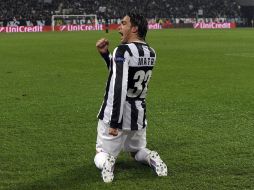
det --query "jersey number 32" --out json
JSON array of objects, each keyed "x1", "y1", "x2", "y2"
[{"x1": 127, "y1": 70, "x2": 152, "y2": 98}]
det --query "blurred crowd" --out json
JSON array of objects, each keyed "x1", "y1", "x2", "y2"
[{"x1": 0, "y1": 0, "x2": 241, "y2": 26}]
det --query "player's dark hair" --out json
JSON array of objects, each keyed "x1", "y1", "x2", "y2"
[{"x1": 127, "y1": 11, "x2": 148, "y2": 41}]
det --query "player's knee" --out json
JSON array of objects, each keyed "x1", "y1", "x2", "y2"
[
  {"x1": 134, "y1": 148, "x2": 151, "y2": 163},
  {"x1": 94, "y1": 152, "x2": 108, "y2": 170}
]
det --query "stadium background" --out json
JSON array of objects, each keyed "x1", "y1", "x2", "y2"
[
  {"x1": 0, "y1": 0, "x2": 254, "y2": 190},
  {"x1": 0, "y1": 0, "x2": 254, "y2": 28}
]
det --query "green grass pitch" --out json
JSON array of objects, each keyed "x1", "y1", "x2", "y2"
[{"x1": 0, "y1": 29, "x2": 254, "y2": 190}]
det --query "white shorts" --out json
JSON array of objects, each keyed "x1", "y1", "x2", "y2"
[{"x1": 96, "y1": 120, "x2": 147, "y2": 157}]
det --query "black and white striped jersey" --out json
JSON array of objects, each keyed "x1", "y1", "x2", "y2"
[{"x1": 98, "y1": 42, "x2": 156, "y2": 131}]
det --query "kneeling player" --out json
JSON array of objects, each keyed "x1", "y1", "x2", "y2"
[{"x1": 94, "y1": 11, "x2": 167, "y2": 183}]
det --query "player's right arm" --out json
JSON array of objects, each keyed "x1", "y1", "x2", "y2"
[{"x1": 96, "y1": 38, "x2": 112, "y2": 69}]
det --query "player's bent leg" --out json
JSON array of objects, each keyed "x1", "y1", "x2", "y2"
[
  {"x1": 134, "y1": 148, "x2": 168, "y2": 176},
  {"x1": 94, "y1": 152, "x2": 116, "y2": 183},
  {"x1": 94, "y1": 120, "x2": 123, "y2": 182}
]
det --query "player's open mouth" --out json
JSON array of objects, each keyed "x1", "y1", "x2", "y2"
[{"x1": 119, "y1": 32, "x2": 123, "y2": 40}]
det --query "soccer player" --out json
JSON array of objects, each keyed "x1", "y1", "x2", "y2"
[{"x1": 94, "y1": 11, "x2": 167, "y2": 183}]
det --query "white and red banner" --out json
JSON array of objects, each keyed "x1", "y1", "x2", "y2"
[
  {"x1": 0, "y1": 23, "x2": 165, "y2": 33},
  {"x1": 0, "y1": 26, "x2": 43, "y2": 33},
  {"x1": 56, "y1": 24, "x2": 103, "y2": 32},
  {"x1": 0, "y1": 25, "x2": 103, "y2": 33},
  {"x1": 194, "y1": 22, "x2": 236, "y2": 29},
  {"x1": 0, "y1": 23, "x2": 237, "y2": 33}
]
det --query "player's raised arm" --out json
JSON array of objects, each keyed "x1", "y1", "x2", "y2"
[{"x1": 96, "y1": 38, "x2": 112, "y2": 69}]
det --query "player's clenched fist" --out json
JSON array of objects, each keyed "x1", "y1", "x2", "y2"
[
  {"x1": 108, "y1": 127, "x2": 118, "y2": 136},
  {"x1": 96, "y1": 38, "x2": 109, "y2": 54}
]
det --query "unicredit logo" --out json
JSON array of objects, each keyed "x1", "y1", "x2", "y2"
[
  {"x1": 59, "y1": 24, "x2": 103, "y2": 31},
  {"x1": 4, "y1": 26, "x2": 43, "y2": 33},
  {"x1": 194, "y1": 22, "x2": 232, "y2": 29}
]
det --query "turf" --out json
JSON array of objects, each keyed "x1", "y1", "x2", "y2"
[{"x1": 0, "y1": 28, "x2": 254, "y2": 190}]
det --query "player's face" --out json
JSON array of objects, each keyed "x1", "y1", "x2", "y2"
[{"x1": 118, "y1": 16, "x2": 133, "y2": 43}]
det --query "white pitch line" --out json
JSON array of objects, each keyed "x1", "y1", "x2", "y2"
[{"x1": 224, "y1": 53, "x2": 254, "y2": 58}]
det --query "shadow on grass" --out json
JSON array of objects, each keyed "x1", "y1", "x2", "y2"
[
  {"x1": 114, "y1": 159, "x2": 163, "y2": 180},
  {"x1": 9, "y1": 159, "x2": 165, "y2": 190},
  {"x1": 10, "y1": 162, "x2": 98, "y2": 190}
]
